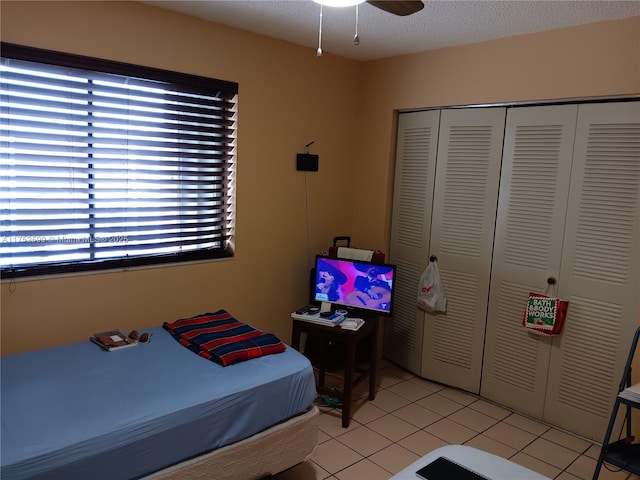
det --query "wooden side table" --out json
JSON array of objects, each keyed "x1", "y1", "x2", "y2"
[{"x1": 291, "y1": 315, "x2": 379, "y2": 428}]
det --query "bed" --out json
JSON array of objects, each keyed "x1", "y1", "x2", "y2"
[
  {"x1": 389, "y1": 445, "x2": 549, "y2": 479},
  {"x1": 1, "y1": 320, "x2": 319, "y2": 480}
]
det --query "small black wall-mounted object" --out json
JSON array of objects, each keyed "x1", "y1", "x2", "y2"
[{"x1": 296, "y1": 153, "x2": 319, "y2": 172}]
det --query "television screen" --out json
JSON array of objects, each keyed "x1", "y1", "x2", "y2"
[{"x1": 313, "y1": 255, "x2": 396, "y2": 315}]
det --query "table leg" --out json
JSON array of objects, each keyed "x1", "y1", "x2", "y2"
[
  {"x1": 291, "y1": 324, "x2": 301, "y2": 350},
  {"x1": 318, "y1": 336, "x2": 327, "y2": 388},
  {"x1": 369, "y1": 319, "x2": 379, "y2": 400},
  {"x1": 342, "y1": 336, "x2": 356, "y2": 428}
]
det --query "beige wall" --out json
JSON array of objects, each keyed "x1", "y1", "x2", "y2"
[
  {"x1": 350, "y1": 16, "x2": 640, "y2": 247},
  {"x1": 1, "y1": 2, "x2": 638, "y2": 355}
]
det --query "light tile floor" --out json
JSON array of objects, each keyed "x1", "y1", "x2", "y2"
[{"x1": 273, "y1": 359, "x2": 640, "y2": 480}]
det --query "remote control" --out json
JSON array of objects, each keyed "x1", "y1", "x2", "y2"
[{"x1": 295, "y1": 305, "x2": 319, "y2": 315}]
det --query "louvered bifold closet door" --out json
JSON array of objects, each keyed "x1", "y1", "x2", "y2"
[
  {"x1": 384, "y1": 110, "x2": 440, "y2": 374},
  {"x1": 543, "y1": 101, "x2": 640, "y2": 442},
  {"x1": 480, "y1": 104, "x2": 577, "y2": 419},
  {"x1": 420, "y1": 107, "x2": 505, "y2": 393}
]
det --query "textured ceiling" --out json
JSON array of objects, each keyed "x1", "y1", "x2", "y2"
[{"x1": 141, "y1": 0, "x2": 640, "y2": 61}]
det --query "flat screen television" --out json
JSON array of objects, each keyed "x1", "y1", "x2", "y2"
[{"x1": 313, "y1": 255, "x2": 397, "y2": 316}]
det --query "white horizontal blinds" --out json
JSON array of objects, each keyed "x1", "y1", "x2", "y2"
[
  {"x1": 502, "y1": 120, "x2": 576, "y2": 267},
  {"x1": 422, "y1": 107, "x2": 505, "y2": 393},
  {"x1": 481, "y1": 104, "x2": 577, "y2": 419},
  {"x1": 0, "y1": 46, "x2": 237, "y2": 276},
  {"x1": 391, "y1": 118, "x2": 438, "y2": 249},
  {"x1": 544, "y1": 101, "x2": 640, "y2": 442},
  {"x1": 386, "y1": 110, "x2": 440, "y2": 374}
]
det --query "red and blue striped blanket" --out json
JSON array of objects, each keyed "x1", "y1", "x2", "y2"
[{"x1": 163, "y1": 310, "x2": 286, "y2": 366}]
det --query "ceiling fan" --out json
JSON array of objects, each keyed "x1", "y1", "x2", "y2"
[
  {"x1": 315, "y1": 0, "x2": 424, "y2": 16},
  {"x1": 313, "y1": 0, "x2": 424, "y2": 56},
  {"x1": 366, "y1": 1, "x2": 424, "y2": 17}
]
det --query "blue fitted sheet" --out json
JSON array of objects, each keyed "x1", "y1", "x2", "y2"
[{"x1": 1, "y1": 326, "x2": 316, "y2": 480}]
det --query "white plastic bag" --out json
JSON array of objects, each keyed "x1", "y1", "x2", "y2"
[{"x1": 417, "y1": 260, "x2": 447, "y2": 313}]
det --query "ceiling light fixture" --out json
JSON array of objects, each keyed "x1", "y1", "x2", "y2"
[
  {"x1": 313, "y1": 0, "x2": 365, "y2": 6},
  {"x1": 312, "y1": 0, "x2": 365, "y2": 57}
]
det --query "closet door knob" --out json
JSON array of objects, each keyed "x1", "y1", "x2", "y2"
[{"x1": 547, "y1": 277, "x2": 557, "y2": 285}]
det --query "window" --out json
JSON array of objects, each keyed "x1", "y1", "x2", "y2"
[{"x1": 1, "y1": 43, "x2": 238, "y2": 278}]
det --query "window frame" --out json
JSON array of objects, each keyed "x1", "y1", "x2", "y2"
[{"x1": 1, "y1": 43, "x2": 238, "y2": 279}]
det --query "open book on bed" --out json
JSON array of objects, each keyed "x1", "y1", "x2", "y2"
[{"x1": 90, "y1": 329, "x2": 138, "y2": 351}]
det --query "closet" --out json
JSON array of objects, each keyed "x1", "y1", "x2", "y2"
[{"x1": 383, "y1": 100, "x2": 640, "y2": 442}]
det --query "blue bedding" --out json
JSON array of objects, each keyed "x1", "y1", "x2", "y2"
[{"x1": 1, "y1": 326, "x2": 316, "y2": 480}]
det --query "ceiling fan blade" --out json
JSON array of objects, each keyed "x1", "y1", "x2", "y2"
[{"x1": 367, "y1": 0, "x2": 424, "y2": 16}]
